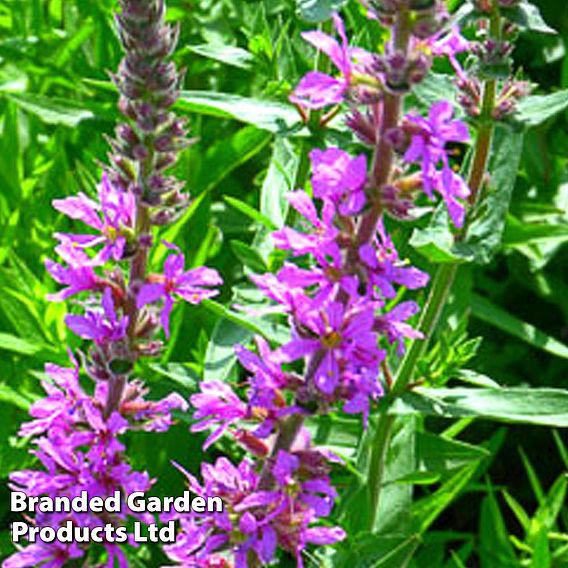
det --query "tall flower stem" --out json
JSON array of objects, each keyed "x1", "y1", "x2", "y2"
[
  {"x1": 365, "y1": 7, "x2": 502, "y2": 531},
  {"x1": 259, "y1": 8, "x2": 414, "y2": 498}
]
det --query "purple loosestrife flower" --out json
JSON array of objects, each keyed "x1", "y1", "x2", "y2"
[
  {"x1": 3, "y1": 540, "x2": 84, "y2": 568},
  {"x1": 310, "y1": 148, "x2": 367, "y2": 215},
  {"x1": 53, "y1": 173, "x2": 135, "y2": 262},
  {"x1": 374, "y1": 300, "x2": 423, "y2": 355},
  {"x1": 403, "y1": 100, "x2": 470, "y2": 226},
  {"x1": 424, "y1": 26, "x2": 470, "y2": 80},
  {"x1": 45, "y1": 240, "x2": 102, "y2": 301},
  {"x1": 359, "y1": 219, "x2": 429, "y2": 300},
  {"x1": 191, "y1": 381, "x2": 248, "y2": 449},
  {"x1": 5, "y1": 357, "x2": 155, "y2": 568},
  {"x1": 137, "y1": 249, "x2": 222, "y2": 337},
  {"x1": 290, "y1": 14, "x2": 373, "y2": 109},
  {"x1": 19, "y1": 355, "x2": 86, "y2": 438},
  {"x1": 276, "y1": 261, "x2": 359, "y2": 309},
  {"x1": 272, "y1": 191, "x2": 340, "y2": 263},
  {"x1": 120, "y1": 381, "x2": 189, "y2": 432},
  {"x1": 191, "y1": 346, "x2": 302, "y2": 450},
  {"x1": 65, "y1": 288, "x2": 128, "y2": 345},
  {"x1": 278, "y1": 300, "x2": 383, "y2": 405}
]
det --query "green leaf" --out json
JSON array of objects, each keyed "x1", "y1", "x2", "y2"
[
  {"x1": 375, "y1": 417, "x2": 416, "y2": 533},
  {"x1": 201, "y1": 299, "x2": 268, "y2": 338},
  {"x1": 393, "y1": 387, "x2": 568, "y2": 427},
  {"x1": 331, "y1": 533, "x2": 420, "y2": 568},
  {"x1": 501, "y1": 1, "x2": 557, "y2": 35},
  {"x1": 224, "y1": 196, "x2": 277, "y2": 230},
  {"x1": 479, "y1": 490, "x2": 519, "y2": 567},
  {"x1": 515, "y1": 89, "x2": 568, "y2": 127},
  {"x1": 457, "y1": 126, "x2": 525, "y2": 264},
  {"x1": 296, "y1": 0, "x2": 348, "y2": 23},
  {"x1": 412, "y1": 462, "x2": 480, "y2": 533},
  {"x1": 0, "y1": 383, "x2": 34, "y2": 411},
  {"x1": 409, "y1": 207, "x2": 465, "y2": 264},
  {"x1": 519, "y1": 447, "x2": 546, "y2": 503},
  {"x1": 339, "y1": 417, "x2": 416, "y2": 535},
  {"x1": 0, "y1": 332, "x2": 56, "y2": 358},
  {"x1": 416, "y1": 432, "x2": 490, "y2": 476},
  {"x1": 470, "y1": 294, "x2": 568, "y2": 359},
  {"x1": 533, "y1": 474, "x2": 567, "y2": 533},
  {"x1": 530, "y1": 528, "x2": 551, "y2": 568},
  {"x1": 196, "y1": 126, "x2": 271, "y2": 192},
  {"x1": 230, "y1": 240, "x2": 269, "y2": 273},
  {"x1": 6, "y1": 92, "x2": 96, "y2": 126},
  {"x1": 260, "y1": 137, "x2": 299, "y2": 229},
  {"x1": 503, "y1": 215, "x2": 568, "y2": 247},
  {"x1": 502, "y1": 490, "x2": 530, "y2": 532},
  {"x1": 412, "y1": 74, "x2": 460, "y2": 113},
  {"x1": 186, "y1": 44, "x2": 254, "y2": 69},
  {"x1": 203, "y1": 318, "x2": 252, "y2": 382},
  {"x1": 178, "y1": 91, "x2": 303, "y2": 134},
  {"x1": 147, "y1": 363, "x2": 199, "y2": 391}
]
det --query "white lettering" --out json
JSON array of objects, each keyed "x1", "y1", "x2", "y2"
[
  {"x1": 10, "y1": 492, "x2": 28, "y2": 513},
  {"x1": 127, "y1": 492, "x2": 146, "y2": 513},
  {"x1": 11, "y1": 522, "x2": 28, "y2": 542}
]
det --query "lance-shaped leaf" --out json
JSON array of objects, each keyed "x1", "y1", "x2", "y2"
[{"x1": 392, "y1": 387, "x2": 568, "y2": 427}]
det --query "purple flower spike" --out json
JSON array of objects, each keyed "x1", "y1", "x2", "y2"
[{"x1": 165, "y1": 452, "x2": 344, "y2": 568}]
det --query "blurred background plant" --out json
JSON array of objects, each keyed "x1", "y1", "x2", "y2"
[{"x1": 0, "y1": 0, "x2": 567, "y2": 566}]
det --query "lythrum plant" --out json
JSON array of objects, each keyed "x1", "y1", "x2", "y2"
[{"x1": 3, "y1": 0, "x2": 568, "y2": 567}]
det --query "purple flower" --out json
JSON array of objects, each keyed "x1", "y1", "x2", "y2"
[
  {"x1": 276, "y1": 261, "x2": 358, "y2": 310},
  {"x1": 272, "y1": 191, "x2": 340, "y2": 264},
  {"x1": 2, "y1": 540, "x2": 84, "y2": 568},
  {"x1": 65, "y1": 288, "x2": 128, "y2": 345},
  {"x1": 53, "y1": 173, "x2": 135, "y2": 263},
  {"x1": 137, "y1": 251, "x2": 222, "y2": 337},
  {"x1": 425, "y1": 26, "x2": 470, "y2": 80},
  {"x1": 290, "y1": 14, "x2": 372, "y2": 109},
  {"x1": 19, "y1": 354, "x2": 86, "y2": 438},
  {"x1": 403, "y1": 101, "x2": 470, "y2": 226},
  {"x1": 190, "y1": 381, "x2": 248, "y2": 449},
  {"x1": 359, "y1": 219, "x2": 429, "y2": 300},
  {"x1": 310, "y1": 148, "x2": 367, "y2": 215},
  {"x1": 278, "y1": 300, "x2": 382, "y2": 396},
  {"x1": 45, "y1": 239, "x2": 102, "y2": 301},
  {"x1": 374, "y1": 301, "x2": 423, "y2": 355},
  {"x1": 120, "y1": 384, "x2": 189, "y2": 432}
]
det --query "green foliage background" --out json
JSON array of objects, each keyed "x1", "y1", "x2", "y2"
[{"x1": 0, "y1": 0, "x2": 567, "y2": 565}]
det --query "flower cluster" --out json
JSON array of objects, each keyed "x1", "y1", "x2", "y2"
[
  {"x1": 289, "y1": 5, "x2": 472, "y2": 227},
  {"x1": 165, "y1": 448, "x2": 344, "y2": 568},
  {"x1": 168, "y1": 144, "x2": 429, "y2": 565},
  {"x1": 163, "y1": 4, "x2": 478, "y2": 566},
  {"x1": 5, "y1": 356, "x2": 178, "y2": 568},
  {"x1": 5, "y1": 1, "x2": 221, "y2": 566}
]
